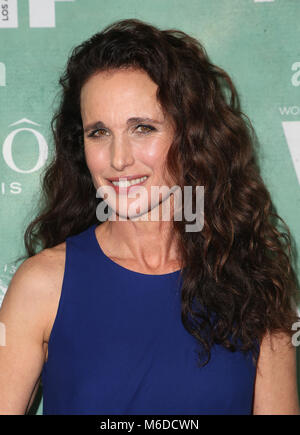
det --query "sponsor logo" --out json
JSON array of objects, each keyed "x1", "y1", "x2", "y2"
[
  {"x1": 282, "y1": 121, "x2": 300, "y2": 185},
  {"x1": 0, "y1": 62, "x2": 5, "y2": 86},
  {"x1": 279, "y1": 63, "x2": 300, "y2": 185},
  {"x1": 29, "y1": 0, "x2": 75, "y2": 28},
  {"x1": 0, "y1": 0, "x2": 75, "y2": 29},
  {"x1": 279, "y1": 106, "x2": 300, "y2": 116},
  {"x1": 0, "y1": 0, "x2": 18, "y2": 28},
  {"x1": 2, "y1": 118, "x2": 48, "y2": 173},
  {"x1": 291, "y1": 62, "x2": 300, "y2": 87},
  {"x1": 0, "y1": 181, "x2": 21, "y2": 195}
]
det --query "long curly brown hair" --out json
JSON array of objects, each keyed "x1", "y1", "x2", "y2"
[{"x1": 17, "y1": 18, "x2": 300, "y2": 367}]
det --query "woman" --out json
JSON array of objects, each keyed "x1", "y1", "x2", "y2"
[{"x1": 0, "y1": 18, "x2": 299, "y2": 415}]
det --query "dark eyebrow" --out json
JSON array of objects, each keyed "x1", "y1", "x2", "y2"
[{"x1": 83, "y1": 117, "x2": 163, "y2": 133}]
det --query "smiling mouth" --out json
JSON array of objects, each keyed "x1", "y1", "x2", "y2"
[{"x1": 107, "y1": 175, "x2": 149, "y2": 188}]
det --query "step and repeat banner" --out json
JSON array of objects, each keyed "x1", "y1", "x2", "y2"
[{"x1": 0, "y1": 0, "x2": 299, "y2": 415}]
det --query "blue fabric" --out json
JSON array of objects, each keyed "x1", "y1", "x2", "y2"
[{"x1": 41, "y1": 223, "x2": 258, "y2": 415}]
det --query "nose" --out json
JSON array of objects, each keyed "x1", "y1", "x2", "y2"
[{"x1": 110, "y1": 134, "x2": 134, "y2": 171}]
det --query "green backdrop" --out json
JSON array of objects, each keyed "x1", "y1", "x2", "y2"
[{"x1": 0, "y1": 0, "x2": 299, "y2": 415}]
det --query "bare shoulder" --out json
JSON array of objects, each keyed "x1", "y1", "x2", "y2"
[
  {"x1": 0, "y1": 243, "x2": 66, "y2": 413},
  {"x1": 25, "y1": 241, "x2": 66, "y2": 272},
  {"x1": 3, "y1": 242, "x2": 66, "y2": 344},
  {"x1": 12, "y1": 242, "x2": 66, "y2": 299},
  {"x1": 29, "y1": 242, "x2": 66, "y2": 288},
  {"x1": 27, "y1": 243, "x2": 66, "y2": 343},
  {"x1": 35, "y1": 243, "x2": 67, "y2": 345}
]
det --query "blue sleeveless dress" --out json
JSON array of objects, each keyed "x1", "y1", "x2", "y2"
[{"x1": 41, "y1": 223, "x2": 258, "y2": 415}]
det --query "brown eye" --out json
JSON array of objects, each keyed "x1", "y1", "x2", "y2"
[
  {"x1": 88, "y1": 129, "x2": 108, "y2": 138},
  {"x1": 136, "y1": 124, "x2": 155, "y2": 134}
]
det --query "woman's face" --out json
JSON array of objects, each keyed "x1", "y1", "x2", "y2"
[{"x1": 80, "y1": 67, "x2": 176, "y2": 220}]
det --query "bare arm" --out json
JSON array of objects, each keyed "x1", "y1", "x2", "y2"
[
  {"x1": 253, "y1": 330, "x2": 300, "y2": 415},
  {"x1": 0, "y1": 253, "x2": 53, "y2": 414}
]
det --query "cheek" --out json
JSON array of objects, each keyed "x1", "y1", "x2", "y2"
[
  {"x1": 144, "y1": 137, "x2": 174, "y2": 185},
  {"x1": 139, "y1": 136, "x2": 170, "y2": 166},
  {"x1": 84, "y1": 144, "x2": 106, "y2": 175}
]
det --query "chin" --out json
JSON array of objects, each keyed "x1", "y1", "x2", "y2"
[{"x1": 107, "y1": 207, "x2": 149, "y2": 222}]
